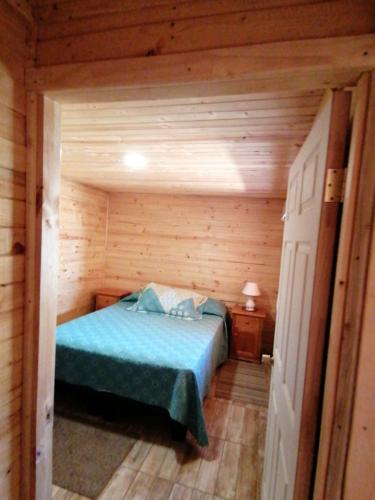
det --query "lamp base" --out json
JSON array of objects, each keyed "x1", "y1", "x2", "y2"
[{"x1": 244, "y1": 296, "x2": 256, "y2": 311}]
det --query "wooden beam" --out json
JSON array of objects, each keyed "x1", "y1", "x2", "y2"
[
  {"x1": 51, "y1": 84, "x2": 325, "y2": 105},
  {"x1": 22, "y1": 93, "x2": 61, "y2": 500},
  {"x1": 27, "y1": 35, "x2": 375, "y2": 98}
]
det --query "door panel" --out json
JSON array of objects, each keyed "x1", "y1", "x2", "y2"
[{"x1": 262, "y1": 93, "x2": 349, "y2": 499}]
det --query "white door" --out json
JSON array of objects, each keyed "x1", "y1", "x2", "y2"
[{"x1": 261, "y1": 93, "x2": 341, "y2": 500}]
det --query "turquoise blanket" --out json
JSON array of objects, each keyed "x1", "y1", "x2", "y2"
[{"x1": 55, "y1": 300, "x2": 228, "y2": 446}]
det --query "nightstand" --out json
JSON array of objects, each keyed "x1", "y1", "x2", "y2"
[
  {"x1": 95, "y1": 288, "x2": 132, "y2": 310},
  {"x1": 230, "y1": 305, "x2": 266, "y2": 363}
]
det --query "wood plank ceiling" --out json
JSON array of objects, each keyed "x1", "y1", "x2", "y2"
[{"x1": 61, "y1": 89, "x2": 323, "y2": 197}]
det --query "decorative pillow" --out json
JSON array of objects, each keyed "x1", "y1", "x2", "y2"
[{"x1": 133, "y1": 282, "x2": 208, "y2": 320}]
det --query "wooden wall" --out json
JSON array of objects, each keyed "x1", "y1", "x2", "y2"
[
  {"x1": 104, "y1": 193, "x2": 284, "y2": 352},
  {"x1": 57, "y1": 179, "x2": 108, "y2": 324},
  {"x1": 32, "y1": 0, "x2": 374, "y2": 68},
  {"x1": 57, "y1": 186, "x2": 284, "y2": 351},
  {"x1": 0, "y1": 1, "x2": 31, "y2": 497}
]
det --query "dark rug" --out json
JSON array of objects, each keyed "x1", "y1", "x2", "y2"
[
  {"x1": 53, "y1": 415, "x2": 136, "y2": 499},
  {"x1": 53, "y1": 383, "x2": 141, "y2": 499},
  {"x1": 215, "y1": 359, "x2": 270, "y2": 407}
]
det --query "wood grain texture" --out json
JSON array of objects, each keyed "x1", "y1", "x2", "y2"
[
  {"x1": 57, "y1": 179, "x2": 108, "y2": 324},
  {"x1": 32, "y1": 95, "x2": 61, "y2": 500},
  {"x1": 344, "y1": 218, "x2": 375, "y2": 499},
  {"x1": 314, "y1": 73, "x2": 373, "y2": 500},
  {"x1": 0, "y1": 3, "x2": 28, "y2": 499},
  {"x1": 51, "y1": 358, "x2": 268, "y2": 499},
  {"x1": 60, "y1": 90, "x2": 322, "y2": 197},
  {"x1": 27, "y1": 34, "x2": 375, "y2": 94},
  {"x1": 104, "y1": 192, "x2": 283, "y2": 352},
  {"x1": 33, "y1": 1, "x2": 375, "y2": 67},
  {"x1": 32, "y1": 0, "x2": 364, "y2": 27},
  {"x1": 317, "y1": 72, "x2": 375, "y2": 500}
]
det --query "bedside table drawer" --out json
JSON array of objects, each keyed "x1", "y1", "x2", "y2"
[
  {"x1": 96, "y1": 294, "x2": 119, "y2": 310},
  {"x1": 235, "y1": 315, "x2": 259, "y2": 333}
]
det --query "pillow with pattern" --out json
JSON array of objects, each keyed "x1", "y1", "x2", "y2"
[{"x1": 133, "y1": 282, "x2": 208, "y2": 320}]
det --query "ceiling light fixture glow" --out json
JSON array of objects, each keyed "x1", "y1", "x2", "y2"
[{"x1": 123, "y1": 152, "x2": 148, "y2": 170}]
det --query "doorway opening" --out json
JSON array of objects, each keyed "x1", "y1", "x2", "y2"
[{"x1": 24, "y1": 73, "x2": 371, "y2": 500}]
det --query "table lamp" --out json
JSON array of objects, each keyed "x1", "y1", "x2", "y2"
[{"x1": 242, "y1": 281, "x2": 260, "y2": 311}]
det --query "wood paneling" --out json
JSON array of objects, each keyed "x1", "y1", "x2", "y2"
[
  {"x1": 344, "y1": 220, "x2": 375, "y2": 499},
  {"x1": 20, "y1": 1, "x2": 375, "y2": 497},
  {"x1": 0, "y1": 2, "x2": 29, "y2": 498},
  {"x1": 104, "y1": 193, "x2": 283, "y2": 352},
  {"x1": 27, "y1": 34, "x2": 375, "y2": 97},
  {"x1": 314, "y1": 72, "x2": 375, "y2": 500},
  {"x1": 33, "y1": 1, "x2": 374, "y2": 67},
  {"x1": 60, "y1": 90, "x2": 322, "y2": 197},
  {"x1": 57, "y1": 180, "x2": 108, "y2": 324},
  {"x1": 57, "y1": 184, "x2": 283, "y2": 351}
]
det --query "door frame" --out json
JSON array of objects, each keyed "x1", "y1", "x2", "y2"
[
  {"x1": 23, "y1": 94, "x2": 61, "y2": 500},
  {"x1": 314, "y1": 72, "x2": 375, "y2": 500},
  {"x1": 22, "y1": 43, "x2": 375, "y2": 498},
  {"x1": 291, "y1": 89, "x2": 352, "y2": 500}
]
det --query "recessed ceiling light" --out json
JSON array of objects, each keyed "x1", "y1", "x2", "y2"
[{"x1": 123, "y1": 152, "x2": 148, "y2": 170}]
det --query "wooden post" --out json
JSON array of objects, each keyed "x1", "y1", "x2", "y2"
[
  {"x1": 22, "y1": 94, "x2": 61, "y2": 500},
  {"x1": 314, "y1": 72, "x2": 375, "y2": 499}
]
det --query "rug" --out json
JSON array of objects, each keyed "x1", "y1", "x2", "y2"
[
  {"x1": 53, "y1": 414, "x2": 137, "y2": 499},
  {"x1": 215, "y1": 359, "x2": 270, "y2": 407},
  {"x1": 52, "y1": 383, "x2": 142, "y2": 499}
]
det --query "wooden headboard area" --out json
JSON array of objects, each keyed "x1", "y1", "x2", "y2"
[{"x1": 58, "y1": 179, "x2": 283, "y2": 352}]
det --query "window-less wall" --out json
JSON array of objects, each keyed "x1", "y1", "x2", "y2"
[
  {"x1": 104, "y1": 192, "x2": 284, "y2": 352},
  {"x1": 58, "y1": 187, "x2": 284, "y2": 352},
  {"x1": 57, "y1": 180, "x2": 108, "y2": 324},
  {"x1": 0, "y1": 2, "x2": 30, "y2": 496}
]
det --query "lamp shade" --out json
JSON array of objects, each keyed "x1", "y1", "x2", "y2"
[{"x1": 242, "y1": 281, "x2": 260, "y2": 296}]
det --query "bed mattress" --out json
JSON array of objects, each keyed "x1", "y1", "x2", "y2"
[{"x1": 55, "y1": 301, "x2": 228, "y2": 446}]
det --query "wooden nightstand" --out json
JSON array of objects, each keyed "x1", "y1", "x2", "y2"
[
  {"x1": 230, "y1": 305, "x2": 266, "y2": 363},
  {"x1": 95, "y1": 288, "x2": 132, "y2": 310}
]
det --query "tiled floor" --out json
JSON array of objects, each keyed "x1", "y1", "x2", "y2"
[{"x1": 53, "y1": 361, "x2": 269, "y2": 500}]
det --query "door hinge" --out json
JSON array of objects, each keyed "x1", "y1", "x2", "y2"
[{"x1": 324, "y1": 168, "x2": 347, "y2": 203}]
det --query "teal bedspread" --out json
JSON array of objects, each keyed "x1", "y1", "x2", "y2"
[{"x1": 55, "y1": 300, "x2": 228, "y2": 446}]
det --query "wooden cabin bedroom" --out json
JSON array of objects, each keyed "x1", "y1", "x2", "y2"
[
  {"x1": 53, "y1": 90, "x2": 296, "y2": 499},
  {"x1": 0, "y1": 1, "x2": 374, "y2": 500}
]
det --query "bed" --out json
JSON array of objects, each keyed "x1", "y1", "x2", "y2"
[{"x1": 55, "y1": 296, "x2": 228, "y2": 446}]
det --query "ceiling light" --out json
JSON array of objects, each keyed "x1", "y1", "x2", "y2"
[{"x1": 123, "y1": 152, "x2": 148, "y2": 170}]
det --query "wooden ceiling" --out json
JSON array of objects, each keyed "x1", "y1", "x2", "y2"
[{"x1": 60, "y1": 89, "x2": 323, "y2": 197}]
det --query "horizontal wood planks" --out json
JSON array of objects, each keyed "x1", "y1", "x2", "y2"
[
  {"x1": 57, "y1": 184, "x2": 283, "y2": 351},
  {"x1": 104, "y1": 193, "x2": 284, "y2": 352},
  {"x1": 0, "y1": 2, "x2": 30, "y2": 498},
  {"x1": 60, "y1": 90, "x2": 322, "y2": 197},
  {"x1": 57, "y1": 180, "x2": 108, "y2": 324},
  {"x1": 27, "y1": 34, "x2": 375, "y2": 96},
  {"x1": 33, "y1": 1, "x2": 375, "y2": 67}
]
